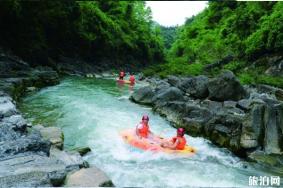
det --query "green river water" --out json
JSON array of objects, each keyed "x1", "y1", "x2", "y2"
[{"x1": 18, "y1": 76, "x2": 277, "y2": 187}]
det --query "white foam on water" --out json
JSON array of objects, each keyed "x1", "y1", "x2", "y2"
[{"x1": 20, "y1": 77, "x2": 275, "y2": 187}]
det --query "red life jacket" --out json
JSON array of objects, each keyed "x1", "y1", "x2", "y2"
[
  {"x1": 172, "y1": 136, "x2": 186, "y2": 150},
  {"x1": 129, "y1": 75, "x2": 135, "y2": 83},
  {"x1": 137, "y1": 123, "x2": 149, "y2": 138}
]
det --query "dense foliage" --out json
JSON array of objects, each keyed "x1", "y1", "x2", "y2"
[
  {"x1": 159, "y1": 26, "x2": 177, "y2": 49},
  {"x1": 145, "y1": 1, "x2": 283, "y2": 88},
  {"x1": 0, "y1": 1, "x2": 164, "y2": 68}
]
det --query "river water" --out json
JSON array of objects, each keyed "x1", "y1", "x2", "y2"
[{"x1": 19, "y1": 77, "x2": 276, "y2": 187}]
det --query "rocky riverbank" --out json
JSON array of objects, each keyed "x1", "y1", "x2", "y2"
[
  {"x1": 131, "y1": 71, "x2": 283, "y2": 174},
  {"x1": 0, "y1": 52, "x2": 114, "y2": 186}
]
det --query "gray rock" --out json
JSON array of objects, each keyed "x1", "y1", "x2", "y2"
[
  {"x1": 34, "y1": 125, "x2": 64, "y2": 150},
  {"x1": 130, "y1": 86, "x2": 154, "y2": 105},
  {"x1": 224, "y1": 101, "x2": 237, "y2": 108},
  {"x1": 0, "y1": 154, "x2": 67, "y2": 187},
  {"x1": 155, "y1": 80, "x2": 171, "y2": 94},
  {"x1": 0, "y1": 97, "x2": 17, "y2": 117},
  {"x1": 236, "y1": 99, "x2": 251, "y2": 111},
  {"x1": 178, "y1": 75, "x2": 209, "y2": 99},
  {"x1": 50, "y1": 147, "x2": 87, "y2": 172},
  {"x1": 264, "y1": 103, "x2": 283, "y2": 154},
  {"x1": 182, "y1": 118, "x2": 205, "y2": 137},
  {"x1": 208, "y1": 71, "x2": 247, "y2": 101},
  {"x1": 257, "y1": 84, "x2": 283, "y2": 101},
  {"x1": 185, "y1": 103, "x2": 213, "y2": 123},
  {"x1": 65, "y1": 167, "x2": 114, "y2": 187},
  {"x1": 152, "y1": 87, "x2": 184, "y2": 104},
  {"x1": 2, "y1": 114, "x2": 27, "y2": 132},
  {"x1": 241, "y1": 104, "x2": 265, "y2": 149},
  {"x1": 167, "y1": 75, "x2": 181, "y2": 87},
  {"x1": 0, "y1": 131, "x2": 51, "y2": 158},
  {"x1": 205, "y1": 113, "x2": 244, "y2": 155},
  {"x1": 154, "y1": 101, "x2": 187, "y2": 123},
  {"x1": 201, "y1": 99, "x2": 223, "y2": 114}
]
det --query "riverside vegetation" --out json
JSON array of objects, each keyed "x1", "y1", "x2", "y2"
[{"x1": 0, "y1": 0, "x2": 282, "y2": 186}]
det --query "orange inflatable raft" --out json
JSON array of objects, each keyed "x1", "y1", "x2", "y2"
[
  {"x1": 120, "y1": 129, "x2": 196, "y2": 156},
  {"x1": 116, "y1": 79, "x2": 134, "y2": 84}
]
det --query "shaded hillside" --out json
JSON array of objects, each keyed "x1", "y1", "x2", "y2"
[{"x1": 0, "y1": 1, "x2": 164, "y2": 69}]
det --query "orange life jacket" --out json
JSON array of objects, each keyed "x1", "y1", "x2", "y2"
[
  {"x1": 129, "y1": 75, "x2": 135, "y2": 83},
  {"x1": 137, "y1": 123, "x2": 149, "y2": 138},
  {"x1": 172, "y1": 136, "x2": 186, "y2": 150}
]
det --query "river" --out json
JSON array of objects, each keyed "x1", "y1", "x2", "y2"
[{"x1": 19, "y1": 76, "x2": 275, "y2": 187}]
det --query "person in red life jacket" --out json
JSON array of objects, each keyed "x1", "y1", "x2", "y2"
[
  {"x1": 136, "y1": 115, "x2": 152, "y2": 139},
  {"x1": 119, "y1": 71, "x2": 125, "y2": 80},
  {"x1": 160, "y1": 128, "x2": 187, "y2": 150},
  {"x1": 129, "y1": 74, "x2": 135, "y2": 84}
]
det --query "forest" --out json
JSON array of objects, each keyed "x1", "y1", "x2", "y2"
[
  {"x1": 0, "y1": 1, "x2": 282, "y2": 87},
  {"x1": 145, "y1": 1, "x2": 283, "y2": 88},
  {"x1": 0, "y1": 1, "x2": 164, "y2": 68}
]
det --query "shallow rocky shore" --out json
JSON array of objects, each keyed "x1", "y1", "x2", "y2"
[
  {"x1": 0, "y1": 52, "x2": 114, "y2": 187},
  {"x1": 131, "y1": 71, "x2": 283, "y2": 173}
]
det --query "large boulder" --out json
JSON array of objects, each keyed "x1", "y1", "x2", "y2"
[
  {"x1": 208, "y1": 71, "x2": 246, "y2": 101},
  {"x1": 178, "y1": 75, "x2": 209, "y2": 99},
  {"x1": 34, "y1": 125, "x2": 64, "y2": 150},
  {"x1": 154, "y1": 101, "x2": 187, "y2": 123},
  {"x1": 152, "y1": 87, "x2": 184, "y2": 105},
  {"x1": 166, "y1": 75, "x2": 181, "y2": 87},
  {"x1": 65, "y1": 167, "x2": 114, "y2": 187},
  {"x1": 130, "y1": 86, "x2": 154, "y2": 105},
  {"x1": 0, "y1": 131, "x2": 51, "y2": 158},
  {"x1": 50, "y1": 147, "x2": 88, "y2": 172},
  {"x1": 0, "y1": 153, "x2": 67, "y2": 187}
]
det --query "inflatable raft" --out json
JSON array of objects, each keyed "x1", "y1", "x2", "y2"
[
  {"x1": 116, "y1": 79, "x2": 134, "y2": 84},
  {"x1": 120, "y1": 129, "x2": 196, "y2": 156}
]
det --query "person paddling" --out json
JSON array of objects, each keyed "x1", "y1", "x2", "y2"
[
  {"x1": 160, "y1": 128, "x2": 186, "y2": 150},
  {"x1": 136, "y1": 115, "x2": 152, "y2": 139}
]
